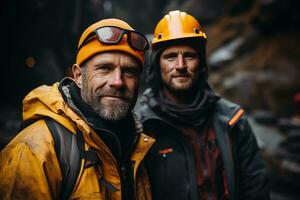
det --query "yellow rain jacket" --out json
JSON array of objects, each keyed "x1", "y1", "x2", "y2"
[{"x1": 0, "y1": 79, "x2": 154, "y2": 200}]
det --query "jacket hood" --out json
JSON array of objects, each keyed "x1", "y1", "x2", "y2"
[
  {"x1": 22, "y1": 79, "x2": 86, "y2": 134},
  {"x1": 23, "y1": 82, "x2": 66, "y2": 121}
]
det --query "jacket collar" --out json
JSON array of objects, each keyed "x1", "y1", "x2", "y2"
[{"x1": 137, "y1": 88, "x2": 244, "y2": 127}]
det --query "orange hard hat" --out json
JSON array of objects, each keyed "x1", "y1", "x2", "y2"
[
  {"x1": 152, "y1": 10, "x2": 207, "y2": 48},
  {"x1": 76, "y1": 18, "x2": 144, "y2": 66}
]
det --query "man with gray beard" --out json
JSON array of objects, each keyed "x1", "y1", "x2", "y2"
[
  {"x1": 79, "y1": 59, "x2": 133, "y2": 121},
  {"x1": 0, "y1": 19, "x2": 153, "y2": 200}
]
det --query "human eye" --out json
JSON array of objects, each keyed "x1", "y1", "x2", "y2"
[
  {"x1": 163, "y1": 53, "x2": 177, "y2": 61},
  {"x1": 96, "y1": 64, "x2": 112, "y2": 72},
  {"x1": 166, "y1": 57, "x2": 176, "y2": 61},
  {"x1": 184, "y1": 52, "x2": 198, "y2": 60},
  {"x1": 122, "y1": 66, "x2": 139, "y2": 78}
]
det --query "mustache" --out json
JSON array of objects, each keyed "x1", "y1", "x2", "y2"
[
  {"x1": 171, "y1": 72, "x2": 191, "y2": 77},
  {"x1": 170, "y1": 68, "x2": 192, "y2": 77}
]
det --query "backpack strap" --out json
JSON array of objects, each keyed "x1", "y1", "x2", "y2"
[
  {"x1": 45, "y1": 118, "x2": 82, "y2": 200},
  {"x1": 75, "y1": 130, "x2": 118, "y2": 193},
  {"x1": 20, "y1": 117, "x2": 118, "y2": 197}
]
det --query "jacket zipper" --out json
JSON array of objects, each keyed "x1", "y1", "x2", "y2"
[{"x1": 97, "y1": 128, "x2": 139, "y2": 200}]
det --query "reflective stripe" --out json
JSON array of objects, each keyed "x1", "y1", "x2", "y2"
[
  {"x1": 228, "y1": 109, "x2": 244, "y2": 126},
  {"x1": 158, "y1": 148, "x2": 173, "y2": 155}
]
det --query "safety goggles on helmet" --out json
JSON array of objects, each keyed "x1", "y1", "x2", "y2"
[{"x1": 77, "y1": 26, "x2": 149, "y2": 54}]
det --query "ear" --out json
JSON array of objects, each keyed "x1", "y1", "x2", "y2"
[{"x1": 72, "y1": 64, "x2": 83, "y2": 88}]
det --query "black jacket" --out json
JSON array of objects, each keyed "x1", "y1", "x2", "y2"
[{"x1": 135, "y1": 88, "x2": 269, "y2": 200}]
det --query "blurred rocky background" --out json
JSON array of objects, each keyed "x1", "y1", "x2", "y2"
[{"x1": 1, "y1": 0, "x2": 299, "y2": 199}]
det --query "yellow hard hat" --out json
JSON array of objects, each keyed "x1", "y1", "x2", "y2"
[
  {"x1": 76, "y1": 18, "x2": 145, "y2": 65},
  {"x1": 152, "y1": 10, "x2": 207, "y2": 48}
]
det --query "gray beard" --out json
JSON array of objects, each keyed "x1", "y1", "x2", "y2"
[
  {"x1": 91, "y1": 97, "x2": 131, "y2": 121},
  {"x1": 80, "y1": 77, "x2": 133, "y2": 121}
]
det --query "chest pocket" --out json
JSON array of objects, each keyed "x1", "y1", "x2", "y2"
[{"x1": 144, "y1": 131, "x2": 198, "y2": 200}]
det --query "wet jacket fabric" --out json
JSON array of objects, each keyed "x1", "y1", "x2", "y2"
[
  {"x1": 0, "y1": 78, "x2": 154, "y2": 200},
  {"x1": 135, "y1": 88, "x2": 270, "y2": 200}
]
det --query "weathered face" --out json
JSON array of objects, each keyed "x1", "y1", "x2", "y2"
[
  {"x1": 159, "y1": 45, "x2": 200, "y2": 92},
  {"x1": 73, "y1": 52, "x2": 140, "y2": 121}
]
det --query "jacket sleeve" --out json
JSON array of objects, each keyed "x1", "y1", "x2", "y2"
[
  {"x1": 233, "y1": 116, "x2": 270, "y2": 200},
  {"x1": 0, "y1": 120, "x2": 62, "y2": 200}
]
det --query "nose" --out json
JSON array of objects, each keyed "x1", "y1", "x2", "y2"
[
  {"x1": 109, "y1": 68, "x2": 124, "y2": 88},
  {"x1": 175, "y1": 54, "x2": 186, "y2": 70}
]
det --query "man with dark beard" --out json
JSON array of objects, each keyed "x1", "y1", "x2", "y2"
[
  {"x1": 135, "y1": 10, "x2": 269, "y2": 200},
  {"x1": 0, "y1": 19, "x2": 154, "y2": 200}
]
